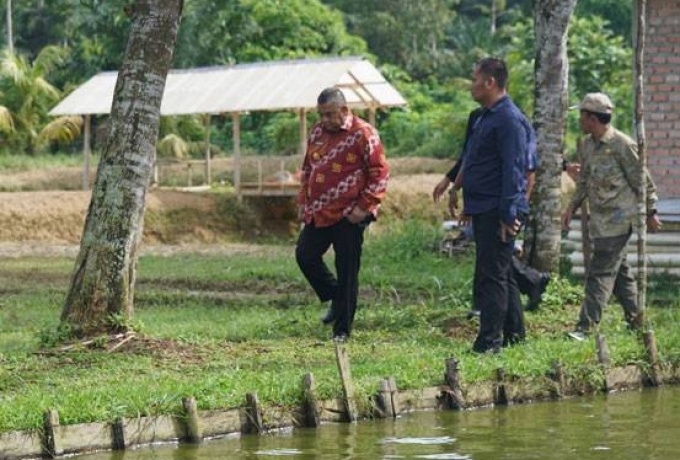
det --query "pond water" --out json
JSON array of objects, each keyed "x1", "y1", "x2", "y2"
[{"x1": 80, "y1": 386, "x2": 680, "y2": 460}]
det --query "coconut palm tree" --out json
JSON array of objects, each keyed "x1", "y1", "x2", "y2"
[
  {"x1": 525, "y1": 0, "x2": 578, "y2": 272},
  {"x1": 0, "y1": 45, "x2": 72, "y2": 153}
]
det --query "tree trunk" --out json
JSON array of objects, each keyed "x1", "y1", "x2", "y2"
[
  {"x1": 61, "y1": 0, "x2": 183, "y2": 335},
  {"x1": 634, "y1": 0, "x2": 648, "y2": 318},
  {"x1": 525, "y1": 0, "x2": 578, "y2": 272}
]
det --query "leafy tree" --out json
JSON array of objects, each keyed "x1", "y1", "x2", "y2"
[
  {"x1": 324, "y1": 0, "x2": 458, "y2": 79},
  {"x1": 575, "y1": 0, "x2": 632, "y2": 42},
  {"x1": 378, "y1": 65, "x2": 476, "y2": 158},
  {"x1": 503, "y1": 15, "x2": 633, "y2": 147},
  {"x1": 174, "y1": 0, "x2": 366, "y2": 67}
]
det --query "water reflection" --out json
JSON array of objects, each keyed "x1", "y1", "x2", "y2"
[{"x1": 77, "y1": 386, "x2": 680, "y2": 460}]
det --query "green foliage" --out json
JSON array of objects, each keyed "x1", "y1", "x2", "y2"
[
  {"x1": 1, "y1": 0, "x2": 637, "y2": 160},
  {"x1": 38, "y1": 323, "x2": 75, "y2": 348},
  {"x1": 0, "y1": 46, "x2": 69, "y2": 154},
  {"x1": 325, "y1": 0, "x2": 458, "y2": 79},
  {"x1": 174, "y1": 0, "x2": 367, "y2": 67},
  {"x1": 502, "y1": 15, "x2": 634, "y2": 151}
]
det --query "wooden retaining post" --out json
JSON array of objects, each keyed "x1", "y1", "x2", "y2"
[
  {"x1": 42, "y1": 410, "x2": 62, "y2": 458},
  {"x1": 548, "y1": 360, "x2": 565, "y2": 397},
  {"x1": 643, "y1": 330, "x2": 662, "y2": 386},
  {"x1": 494, "y1": 368, "x2": 508, "y2": 405},
  {"x1": 444, "y1": 358, "x2": 465, "y2": 410},
  {"x1": 182, "y1": 397, "x2": 202, "y2": 444},
  {"x1": 244, "y1": 393, "x2": 263, "y2": 434},
  {"x1": 596, "y1": 334, "x2": 612, "y2": 391},
  {"x1": 376, "y1": 377, "x2": 398, "y2": 418},
  {"x1": 301, "y1": 373, "x2": 320, "y2": 428},
  {"x1": 334, "y1": 342, "x2": 357, "y2": 422},
  {"x1": 111, "y1": 417, "x2": 126, "y2": 450}
]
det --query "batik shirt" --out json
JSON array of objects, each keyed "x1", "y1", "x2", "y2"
[
  {"x1": 298, "y1": 113, "x2": 389, "y2": 227},
  {"x1": 569, "y1": 126, "x2": 658, "y2": 238}
]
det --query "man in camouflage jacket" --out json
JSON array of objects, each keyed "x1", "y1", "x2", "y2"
[{"x1": 561, "y1": 93, "x2": 662, "y2": 340}]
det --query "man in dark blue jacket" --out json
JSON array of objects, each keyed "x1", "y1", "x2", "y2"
[{"x1": 462, "y1": 58, "x2": 529, "y2": 353}]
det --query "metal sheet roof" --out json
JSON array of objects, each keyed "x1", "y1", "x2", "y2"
[{"x1": 50, "y1": 57, "x2": 407, "y2": 116}]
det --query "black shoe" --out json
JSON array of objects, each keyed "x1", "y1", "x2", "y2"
[
  {"x1": 502, "y1": 334, "x2": 526, "y2": 348},
  {"x1": 471, "y1": 345, "x2": 501, "y2": 355},
  {"x1": 466, "y1": 309, "x2": 481, "y2": 319},
  {"x1": 321, "y1": 306, "x2": 337, "y2": 325},
  {"x1": 526, "y1": 273, "x2": 551, "y2": 311},
  {"x1": 332, "y1": 333, "x2": 349, "y2": 344}
]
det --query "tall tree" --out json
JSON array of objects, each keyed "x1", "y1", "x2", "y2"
[
  {"x1": 525, "y1": 0, "x2": 578, "y2": 272},
  {"x1": 61, "y1": 0, "x2": 183, "y2": 335}
]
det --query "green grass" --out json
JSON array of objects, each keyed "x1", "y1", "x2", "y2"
[
  {"x1": 0, "y1": 152, "x2": 93, "y2": 172},
  {"x1": 1, "y1": 220, "x2": 679, "y2": 433}
]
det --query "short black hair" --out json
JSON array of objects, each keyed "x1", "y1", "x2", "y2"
[
  {"x1": 317, "y1": 87, "x2": 346, "y2": 106},
  {"x1": 476, "y1": 57, "x2": 508, "y2": 90},
  {"x1": 582, "y1": 110, "x2": 611, "y2": 125}
]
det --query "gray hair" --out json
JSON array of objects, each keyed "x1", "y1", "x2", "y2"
[{"x1": 317, "y1": 87, "x2": 347, "y2": 106}]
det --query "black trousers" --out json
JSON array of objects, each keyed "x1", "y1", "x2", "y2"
[
  {"x1": 295, "y1": 218, "x2": 366, "y2": 337},
  {"x1": 471, "y1": 210, "x2": 525, "y2": 351}
]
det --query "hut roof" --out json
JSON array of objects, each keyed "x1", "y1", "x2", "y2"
[{"x1": 50, "y1": 56, "x2": 406, "y2": 116}]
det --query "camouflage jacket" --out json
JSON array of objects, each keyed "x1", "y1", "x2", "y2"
[{"x1": 569, "y1": 126, "x2": 658, "y2": 239}]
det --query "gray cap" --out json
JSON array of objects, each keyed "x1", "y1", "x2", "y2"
[{"x1": 572, "y1": 92, "x2": 614, "y2": 114}]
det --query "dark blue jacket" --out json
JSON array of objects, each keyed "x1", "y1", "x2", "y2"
[{"x1": 462, "y1": 96, "x2": 529, "y2": 225}]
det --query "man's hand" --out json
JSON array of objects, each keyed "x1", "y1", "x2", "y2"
[
  {"x1": 499, "y1": 219, "x2": 522, "y2": 242},
  {"x1": 561, "y1": 208, "x2": 573, "y2": 232},
  {"x1": 347, "y1": 206, "x2": 369, "y2": 224},
  {"x1": 432, "y1": 177, "x2": 451, "y2": 203},
  {"x1": 647, "y1": 214, "x2": 662, "y2": 233},
  {"x1": 565, "y1": 162, "x2": 581, "y2": 181},
  {"x1": 448, "y1": 189, "x2": 459, "y2": 218}
]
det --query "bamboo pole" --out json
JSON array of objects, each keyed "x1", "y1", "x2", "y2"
[
  {"x1": 203, "y1": 114, "x2": 212, "y2": 186},
  {"x1": 634, "y1": 0, "x2": 648, "y2": 321},
  {"x1": 82, "y1": 115, "x2": 92, "y2": 191},
  {"x1": 232, "y1": 113, "x2": 242, "y2": 201}
]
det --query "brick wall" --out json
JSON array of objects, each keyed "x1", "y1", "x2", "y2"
[{"x1": 645, "y1": 0, "x2": 680, "y2": 199}]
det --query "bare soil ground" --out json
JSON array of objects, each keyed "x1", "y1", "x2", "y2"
[{"x1": 0, "y1": 168, "x2": 448, "y2": 256}]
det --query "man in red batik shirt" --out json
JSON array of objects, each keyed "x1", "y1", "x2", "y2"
[{"x1": 296, "y1": 87, "x2": 390, "y2": 343}]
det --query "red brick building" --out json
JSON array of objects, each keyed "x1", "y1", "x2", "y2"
[{"x1": 645, "y1": 0, "x2": 680, "y2": 199}]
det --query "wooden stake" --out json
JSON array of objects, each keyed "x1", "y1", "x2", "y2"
[
  {"x1": 643, "y1": 330, "x2": 662, "y2": 386},
  {"x1": 495, "y1": 368, "x2": 508, "y2": 405},
  {"x1": 182, "y1": 397, "x2": 202, "y2": 443},
  {"x1": 42, "y1": 410, "x2": 62, "y2": 458},
  {"x1": 376, "y1": 377, "x2": 398, "y2": 418},
  {"x1": 596, "y1": 334, "x2": 611, "y2": 368},
  {"x1": 244, "y1": 393, "x2": 263, "y2": 434},
  {"x1": 334, "y1": 343, "x2": 357, "y2": 422},
  {"x1": 301, "y1": 373, "x2": 320, "y2": 428},
  {"x1": 112, "y1": 417, "x2": 126, "y2": 450},
  {"x1": 444, "y1": 358, "x2": 465, "y2": 410},
  {"x1": 549, "y1": 360, "x2": 565, "y2": 397}
]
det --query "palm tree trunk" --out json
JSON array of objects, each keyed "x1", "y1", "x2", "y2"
[
  {"x1": 61, "y1": 0, "x2": 183, "y2": 336},
  {"x1": 525, "y1": 0, "x2": 578, "y2": 272}
]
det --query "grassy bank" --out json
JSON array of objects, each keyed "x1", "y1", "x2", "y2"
[{"x1": 1, "y1": 220, "x2": 680, "y2": 433}]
